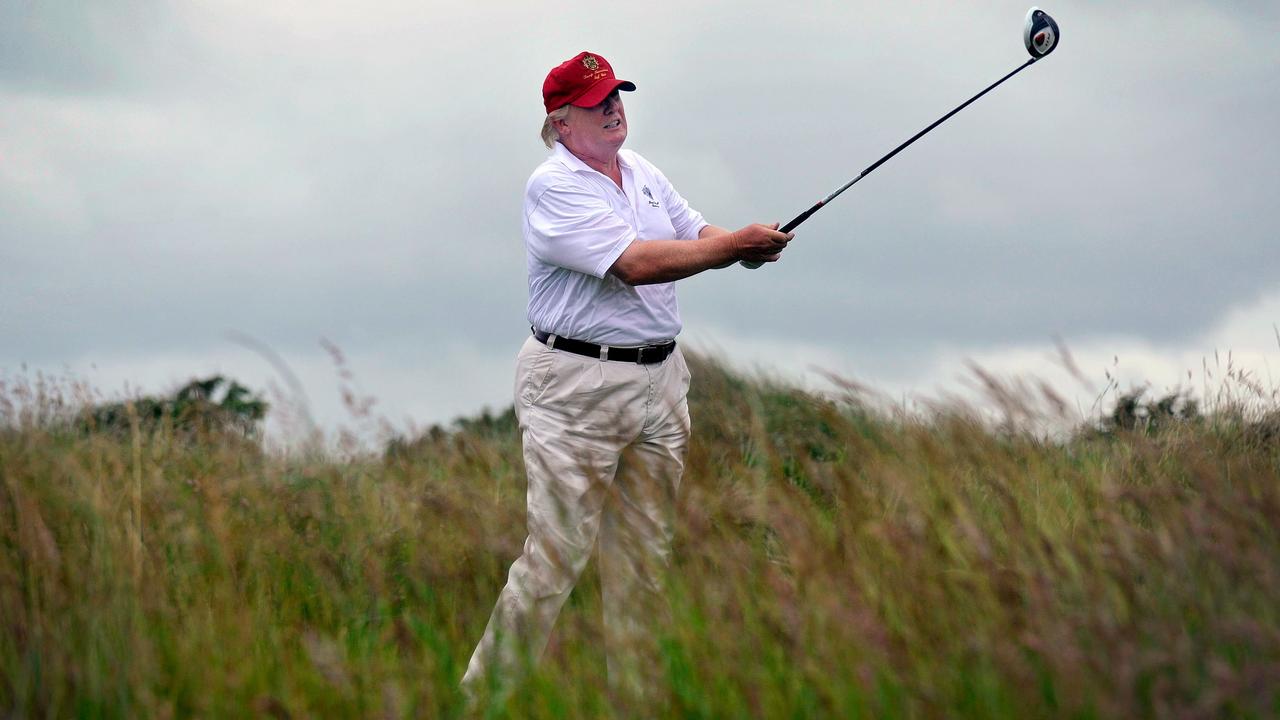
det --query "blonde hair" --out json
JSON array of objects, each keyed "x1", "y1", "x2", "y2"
[{"x1": 540, "y1": 105, "x2": 571, "y2": 148}]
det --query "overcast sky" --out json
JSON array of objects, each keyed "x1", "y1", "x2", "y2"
[{"x1": 4, "y1": 1, "x2": 1279, "y2": 439}]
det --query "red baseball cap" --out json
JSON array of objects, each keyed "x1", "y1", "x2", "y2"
[{"x1": 542, "y1": 51, "x2": 636, "y2": 114}]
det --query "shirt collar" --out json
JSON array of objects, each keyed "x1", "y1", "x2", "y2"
[{"x1": 552, "y1": 141, "x2": 629, "y2": 175}]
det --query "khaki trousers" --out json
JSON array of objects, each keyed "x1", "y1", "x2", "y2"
[{"x1": 462, "y1": 335, "x2": 691, "y2": 699}]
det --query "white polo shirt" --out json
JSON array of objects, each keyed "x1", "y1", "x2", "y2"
[{"x1": 523, "y1": 142, "x2": 708, "y2": 346}]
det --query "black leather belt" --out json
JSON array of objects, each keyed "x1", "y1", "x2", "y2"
[{"x1": 533, "y1": 329, "x2": 676, "y2": 365}]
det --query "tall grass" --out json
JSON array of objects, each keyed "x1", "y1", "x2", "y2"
[{"x1": 2, "y1": 355, "x2": 1278, "y2": 718}]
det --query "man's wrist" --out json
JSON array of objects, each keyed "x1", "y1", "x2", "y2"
[{"x1": 723, "y1": 231, "x2": 741, "y2": 262}]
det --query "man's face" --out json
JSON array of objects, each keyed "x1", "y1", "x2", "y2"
[{"x1": 560, "y1": 90, "x2": 627, "y2": 156}]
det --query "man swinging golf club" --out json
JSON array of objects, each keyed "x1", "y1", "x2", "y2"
[{"x1": 460, "y1": 51, "x2": 792, "y2": 703}]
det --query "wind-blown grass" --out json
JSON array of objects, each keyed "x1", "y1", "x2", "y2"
[{"x1": 2, "y1": 355, "x2": 1278, "y2": 718}]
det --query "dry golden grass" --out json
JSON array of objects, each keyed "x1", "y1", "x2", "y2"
[{"x1": 2, "y1": 354, "x2": 1279, "y2": 718}]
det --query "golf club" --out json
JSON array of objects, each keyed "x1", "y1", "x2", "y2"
[{"x1": 742, "y1": 7, "x2": 1060, "y2": 269}]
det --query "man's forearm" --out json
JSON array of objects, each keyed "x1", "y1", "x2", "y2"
[
  {"x1": 608, "y1": 233, "x2": 737, "y2": 285},
  {"x1": 608, "y1": 222, "x2": 790, "y2": 285}
]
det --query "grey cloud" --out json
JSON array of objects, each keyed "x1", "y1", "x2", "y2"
[{"x1": 3, "y1": 0, "x2": 1279, "y2": 426}]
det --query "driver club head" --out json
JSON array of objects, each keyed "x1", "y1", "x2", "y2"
[{"x1": 1024, "y1": 7, "x2": 1060, "y2": 58}]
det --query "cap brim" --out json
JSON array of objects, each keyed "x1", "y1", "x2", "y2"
[{"x1": 570, "y1": 79, "x2": 636, "y2": 108}]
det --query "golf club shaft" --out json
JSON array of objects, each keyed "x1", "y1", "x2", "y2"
[
  {"x1": 781, "y1": 56, "x2": 1038, "y2": 234},
  {"x1": 741, "y1": 55, "x2": 1039, "y2": 269}
]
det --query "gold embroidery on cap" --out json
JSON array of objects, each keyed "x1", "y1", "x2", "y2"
[{"x1": 582, "y1": 55, "x2": 600, "y2": 71}]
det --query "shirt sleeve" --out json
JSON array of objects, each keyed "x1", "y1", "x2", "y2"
[
  {"x1": 649, "y1": 162, "x2": 708, "y2": 240},
  {"x1": 526, "y1": 182, "x2": 635, "y2": 278}
]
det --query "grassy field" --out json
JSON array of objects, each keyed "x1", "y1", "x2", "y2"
[{"x1": 2, "y1": 355, "x2": 1279, "y2": 718}]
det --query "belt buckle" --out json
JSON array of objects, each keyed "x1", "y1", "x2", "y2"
[{"x1": 636, "y1": 344, "x2": 668, "y2": 364}]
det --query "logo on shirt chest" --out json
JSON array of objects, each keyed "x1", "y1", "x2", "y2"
[{"x1": 641, "y1": 185, "x2": 660, "y2": 208}]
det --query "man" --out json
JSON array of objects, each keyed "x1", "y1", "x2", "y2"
[{"x1": 461, "y1": 50, "x2": 791, "y2": 703}]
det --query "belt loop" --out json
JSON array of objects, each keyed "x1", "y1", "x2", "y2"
[
  {"x1": 599, "y1": 345, "x2": 608, "y2": 361},
  {"x1": 547, "y1": 333, "x2": 558, "y2": 349}
]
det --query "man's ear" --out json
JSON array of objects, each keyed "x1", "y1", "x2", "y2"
[{"x1": 552, "y1": 112, "x2": 571, "y2": 136}]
